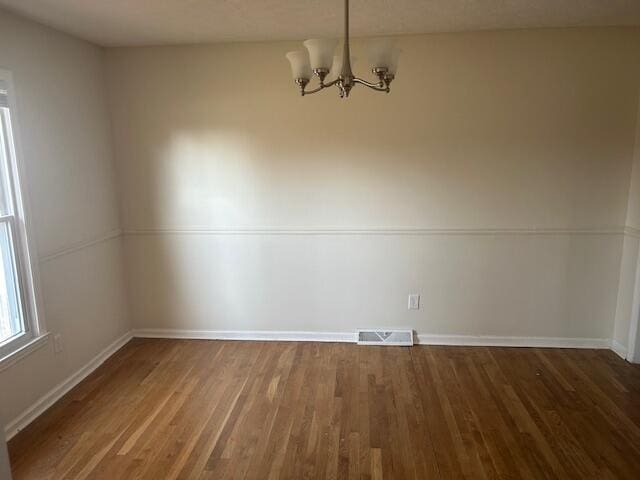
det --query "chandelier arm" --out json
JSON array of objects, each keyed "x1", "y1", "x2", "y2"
[
  {"x1": 353, "y1": 77, "x2": 389, "y2": 93},
  {"x1": 353, "y1": 77, "x2": 384, "y2": 88},
  {"x1": 302, "y1": 78, "x2": 340, "y2": 95}
]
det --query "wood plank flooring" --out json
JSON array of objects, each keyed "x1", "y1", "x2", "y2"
[{"x1": 8, "y1": 339, "x2": 640, "y2": 479}]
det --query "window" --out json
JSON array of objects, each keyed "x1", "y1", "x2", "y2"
[{"x1": 0, "y1": 71, "x2": 42, "y2": 360}]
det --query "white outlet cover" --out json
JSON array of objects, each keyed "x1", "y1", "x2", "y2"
[
  {"x1": 53, "y1": 334, "x2": 63, "y2": 353},
  {"x1": 408, "y1": 294, "x2": 420, "y2": 310}
]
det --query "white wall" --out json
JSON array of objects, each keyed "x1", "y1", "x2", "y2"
[
  {"x1": 617, "y1": 97, "x2": 640, "y2": 360},
  {"x1": 0, "y1": 10, "x2": 129, "y2": 429},
  {"x1": 106, "y1": 28, "x2": 640, "y2": 342},
  {"x1": 0, "y1": 408, "x2": 11, "y2": 479},
  {"x1": 0, "y1": 435, "x2": 11, "y2": 480},
  {"x1": 613, "y1": 234, "x2": 639, "y2": 354}
]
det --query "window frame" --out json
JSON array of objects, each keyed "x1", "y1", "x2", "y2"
[{"x1": 0, "y1": 68, "x2": 46, "y2": 363}]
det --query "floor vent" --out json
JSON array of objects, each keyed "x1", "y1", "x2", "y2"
[{"x1": 356, "y1": 329, "x2": 414, "y2": 346}]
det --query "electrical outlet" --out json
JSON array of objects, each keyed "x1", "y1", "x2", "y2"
[
  {"x1": 408, "y1": 294, "x2": 420, "y2": 310},
  {"x1": 53, "y1": 334, "x2": 63, "y2": 353}
]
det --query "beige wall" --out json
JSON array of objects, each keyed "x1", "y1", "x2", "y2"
[
  {"x1": 1, "y1": 10, "x2": 639, "y2": 452},
  {"x1": 0, "y1": 10, "x2": 129, "y2": 428},
  {"x1": 1, "y1": 16, "x2": 640, "y2": 443},
  {"x1": 626, "y1": 104, "x2": 640, "y2": 231},
  {"x1": 106, "y1": 28, "x2": 640, "y2": 341}
]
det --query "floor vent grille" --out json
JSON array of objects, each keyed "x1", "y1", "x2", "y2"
[{"x1": 357, "y1": 329, "x2": 414, "y2": 346}]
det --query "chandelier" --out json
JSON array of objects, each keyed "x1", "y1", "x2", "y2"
[{"x1": 285, "y1": 0, "x2": 401, "y2": 98}]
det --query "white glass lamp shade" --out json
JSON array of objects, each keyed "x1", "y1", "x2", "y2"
[
  {"x1": 388, "y1": 47, "x2": 401, "y2": 75},
  {"x1": 326, "y1": 53, "x2": 357, "y2": 83},
  {"x1": 286, "y1": 51, "x2": 312, "y2": 80},
  {"x1": 367, "y1": 37, "x2": 396, "y2": 69},
  {"x1": 303, "y1": 38, "x2": 338, "y2": 71},
  {"x1": 325, "y1": 55, "x2": 342, "y2": 83}
]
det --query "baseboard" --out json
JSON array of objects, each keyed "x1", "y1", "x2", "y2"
[
  {"x1": 133, "y1": 328, "x2": 611, "y2": 350},
  {"x1": 416, "y1": 334, "x2": 611, "y2": 349},
  {"x1": 611, "y1": 339, "x2": 628, "y2": 359},
  {"x1": 4, "y1": 331, "x2": 133, "y2": 441},
  {"x1": 132, "y1": 328, "x2": 355, "y2": 343}
]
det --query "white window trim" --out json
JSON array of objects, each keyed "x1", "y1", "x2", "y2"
[{"x1": 0, "y1": 68, "x2": 47, "y2": 366}]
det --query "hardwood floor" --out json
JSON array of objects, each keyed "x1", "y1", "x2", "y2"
[{"x1": 8, "y1": 339, "x2": 640, "y2": 479}]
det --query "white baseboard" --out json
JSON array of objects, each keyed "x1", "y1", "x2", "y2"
[
  {"x1": 133, "y1": 328, "x2": 611, "y2": 350},
  {"x1": 4, "y1": 331, "x2": 133, "y2": 441},
  {"x1": 611, "y1": 339, "x2": 628, "y2": 359},
  {"x1": 132, "y1": 328, "x2": 355, "y2": 343},
  {"x1": 416, "y1": 334, "x2": 610, "y2": 349}
]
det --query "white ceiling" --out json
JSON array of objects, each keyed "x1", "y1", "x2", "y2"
[{"x1": 2, "y1": 0, "x2": 640, "y2": 47}]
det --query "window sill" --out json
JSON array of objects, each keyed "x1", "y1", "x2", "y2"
[{"x1": 0, "y1": 333, "x2": 50, "y2": 373}]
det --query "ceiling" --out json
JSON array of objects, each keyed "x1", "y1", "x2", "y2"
[{"x1": 2, "y1": 0, "x2": 640, "y2": 47}]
